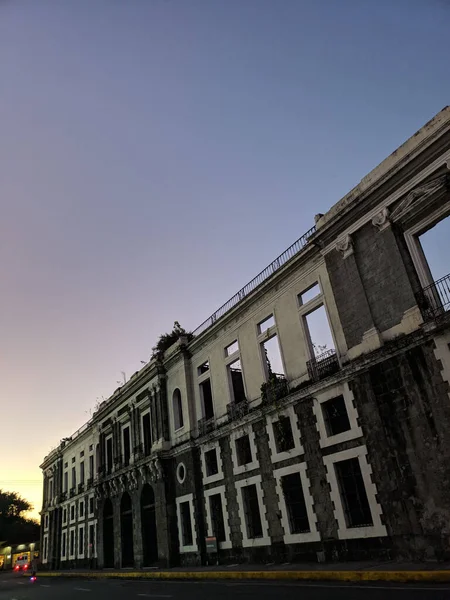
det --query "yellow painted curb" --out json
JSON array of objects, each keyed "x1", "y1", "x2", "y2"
[{"x1": 38, "y1": 570, "x2": 450, "y2": 583}]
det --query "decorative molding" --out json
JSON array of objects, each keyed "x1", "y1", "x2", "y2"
[
  {"x1": 390, "y1": 174, "x2": 448, "y2": 223},
  {"x1": 336, "y1": 234, "x2": 354, "y2": 259},
  {"x1": 371, "y1": 207, "x2": 391, "y2": 231}
]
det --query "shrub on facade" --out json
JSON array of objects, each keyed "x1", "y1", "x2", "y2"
[{"x1": 151, "y1": 321, "x2": 194, "y2": 361}]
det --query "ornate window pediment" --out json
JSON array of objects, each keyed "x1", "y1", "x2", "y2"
[{"x1": 390, "y1": 174, "x2": 448, "y2": 224}]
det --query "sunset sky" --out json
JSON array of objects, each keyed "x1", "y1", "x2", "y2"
[{"x1": 1, "y1": 0, "x2": 449, "y2": 521}]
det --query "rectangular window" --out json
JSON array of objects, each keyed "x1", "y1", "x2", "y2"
[
  {"x1": 304, "y1": 304, "x2": 335, "y2": 358},
  {"x1": 70, "y1": 530, "x2": 75, "y2": 556},
  {"x1": 225, "y1": 340, "x2": 239, "y2": 357},
  {"x1": 78, "y1": 526, "x2": 84, "y2": 555},
  {"x1": 64, "y1": 471, "x2": 68, "y2": 493},
  {"x1": 142, "y1": 412, "x2": 152, "y2": 456},
  {"x1": 80, "y1": 461, "x2": 85, "y2": 484},
  {"x1": 89, "y1": 444, "x2": 93, "y2": 452},
  {"x1": 200, "y1": 379, "x2": 214, "y2": 419},
  {"x1": 43, "y1": 536, "x2": 48, "y2": 560},
  {"x1": 322, "y1": 395, "x2": 351, "y2": 436},
  {"x1": 204, "y1": 449, "x2": 219, "y2": 477},
  {"x1": 49, "y1": 479, "x2": 53, "y2": 500},
  {"x1": 262, "y1": 335, "x2": 285, "y2": 379},
  {"x1": 71, "y1": 467, "x2": 76, "y2": 489},
  {"x1": 228, "y1": 358, "x2": 246, "y2": 404},
  {"x1": 258, "y1": 314, "x2": 275, "y2": 334},
  {"x1": 241, "y1": 484, "x2": 263, "y2": 539},
  {"x1": 106, "y1": 436, "x2": 113, "y2": 474},
  {"x1": 63, "y1": 508, "x2": 67, "y2": 525},
  {"x1": 61, "y1": 532, "x2": 67, "y2": 558},
  {"x1": 299, "y1": 282, "x2": 321, "y2": 306},
  {"x1": 80, "y1": 450, "x2": 84, "y2": 458},
  {"x1": 281, "y1": 473, "x2": 310, "y2": 534},
  {"x1": 64, "y1": 461, "x2": 68, "y2": 468},
  {"x1": 89, "y1": 455, "x2": 94, "y2": 479},
  {"x1": 180, "y1": 501, "x2": 193, "y2": 547},
  {"x1": 123, "y1": 426, "x2": 131, "y2": 466},
  {"x1": 89, "y1": 497, "x2": 94, "y2": 515},
  {"x1": 89, "y1": 524, "x2": 95, "y2": 557},
  {"x1": 45, "y1": 514, "x2": 49, "y2": 528},
  {"x1": 273, "y1": 415, "x2": 295, "y2": 453},
  {"x1": 235, "y1": 435, "x2": 252, "y2": 466},
  {"x1": 335, "y1": 458, "x2": 373, "y2": 528},
  {"x1": 79, "y1": 500, "x2": 84, "y2": 519},
  {"x1": 209, "y1": 493, "x2": 226, "y2": 542},
  {"x1": 173, "y1": 390, "x2": 184, "y2": 430},
  {"x1": 72, "y1": 457, "x2": 76, "y2": 464},
  {"x1": 198, "y1": 360, "x2": 210, "y2": 376},
  {"x1": 70, "y1": 505, "x2": 75, "y2": 521}
]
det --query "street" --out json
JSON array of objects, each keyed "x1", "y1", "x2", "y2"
[{"x1": 1, "y1": 573, "x2": 450, "y2": 600}]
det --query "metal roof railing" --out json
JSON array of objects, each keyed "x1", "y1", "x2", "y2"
[{"x1": 192, "y1": 225, "x2": 316, "y2": 337}]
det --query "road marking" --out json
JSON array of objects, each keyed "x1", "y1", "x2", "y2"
[
  {"x1": 40, "y1": 584, "x2": 51, "y2": 587},
  {"x1": 74, "y1": 587, "x2": 92, "y2": 592},
  {"x1": 16, "y1": 581, "x2": 25, "y2": 585},
  {"x1": 137, "y1": 595, "x2": 173, "y2": 598}
]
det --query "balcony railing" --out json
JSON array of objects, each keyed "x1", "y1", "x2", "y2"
[
  {"x1": 227, "y1": 399, "x2": 250, "y2": 421},
  {"x1": 198, "y1": 416, "x2": 216, "y2": 437},
  {"x1": 419, "y1": 273, "x2": 450, "y2": 320},
  {"x1": 307, "y1": 349, "x2": 340, "y2": 382}
]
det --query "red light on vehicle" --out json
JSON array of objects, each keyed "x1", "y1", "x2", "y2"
[
  {"x1": 14, "y1": 566, "x2": 19, "y2": 571},
  {"x1": 24, "y1": 565, "x2": 28, "y2": 570}
]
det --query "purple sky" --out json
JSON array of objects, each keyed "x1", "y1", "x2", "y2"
[{"x1": 1, "y1": 0, "x2": 449, "y2": 519}]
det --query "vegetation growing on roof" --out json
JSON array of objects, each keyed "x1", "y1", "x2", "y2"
[{"x1": 151, "y1": 321, "x2": 194, "y2": 360}]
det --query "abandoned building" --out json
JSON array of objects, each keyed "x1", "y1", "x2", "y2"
[{"x1": 40, "y1": 106, "x2": 450, "y2": 569}]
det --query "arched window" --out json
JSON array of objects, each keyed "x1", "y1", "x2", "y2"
[{"x1": 173, "y1": 388, "x2": 184, "y2": 430}]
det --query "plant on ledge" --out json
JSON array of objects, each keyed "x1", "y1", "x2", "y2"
[
  {"x1": 260, "y1": 373, "x2": 289, "y2": 404},
  {"x1": 151, "y1": 321, "x2": 194, "y2": 361}
]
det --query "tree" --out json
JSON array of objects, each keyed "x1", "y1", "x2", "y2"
[
  {"x1": 151, "y1": 321, "x2": 194, "y2": 360},
  {"x1": 0, "y1": 490, "x2": 40, "y2": 544}
]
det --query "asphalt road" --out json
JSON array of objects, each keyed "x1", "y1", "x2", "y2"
[{"x1": 2, "y1": 572, "x2": 450, "y2": 600}]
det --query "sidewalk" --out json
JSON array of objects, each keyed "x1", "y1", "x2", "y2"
[{"x1": 38, "y1": 560, "x2": 450, "y2": 583}]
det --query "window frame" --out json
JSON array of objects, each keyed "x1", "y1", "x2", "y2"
[
  {"x1": 323, "y1": 445, "x2": 387, "y2": 540},
  {"x1": 266, "y1": 405, "x2": 303, "y2": 463},
  {"x1": 204, "y1": 485, "x2": 232, "y2": 550},
  {"x1": 235, "y1": 475, "x2": 270, "y2": 547},
  {"x1": 230, "y1": 427, "x2": 259, "y2": 475},
  {"x1": 176, "y1": 493, "x2": 198, "y2": 553},
  {"x1": 61, "y1": 529, "x2": 67, "y2": 560},
  {"x1": 78, "y1": 524, "x2": 85, "y2": 559},
  {"x1": 172, "y1": 388, "x2": 185, "y2": 432},
  {"x1": 274, "y1": 463, "x2": 320, "y2": 544},
  {"x1": 312, "y1": 382, "x2": 362, "y2": 448},
  {"x1": 200, "y1": 441, "x2": 224, "y2": 485}
]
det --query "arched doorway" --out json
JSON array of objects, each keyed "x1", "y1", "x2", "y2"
[
  {"x1": 141, "y1": 484, "x2": 158, "y2": 565},
  {"x1": 120, "y1": 492, "x2": 134, "y2": 567},
  {"x1": 103, "y1": 499, "x2": 114, "y2": 568}
]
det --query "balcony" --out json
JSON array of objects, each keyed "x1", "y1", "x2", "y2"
[
  {"x1": 307, "y1": 349, "x2": 340, "y2": 382},
  {"x1": 419, "y1": 274, "x2": 450, "y2": 320},
  {"x1": 198, "y1": 416, "x2": 216, "y2": 437},
  {"x1": 69, "y1": 488, "x2": 76, "y2": 498},
  {"x1": 227, "y1": 398, "x2": 250, "y2": 421}
]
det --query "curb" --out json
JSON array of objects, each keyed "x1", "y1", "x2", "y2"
[{"x1": 38, "y1": 570, "x2": 450, "y2": 583}]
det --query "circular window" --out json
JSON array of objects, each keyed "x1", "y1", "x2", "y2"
[{"x1": 176, "y1": 462, "x2": 186, "y2": 484}]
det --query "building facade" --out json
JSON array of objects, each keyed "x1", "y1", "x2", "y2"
[{"x1": 40, "y1": 107, "x2": 450, "y2": 569}]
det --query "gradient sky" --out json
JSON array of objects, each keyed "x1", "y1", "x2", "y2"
[{"x1": 1, "y1": 0, "x2": 449, "y2": 520}]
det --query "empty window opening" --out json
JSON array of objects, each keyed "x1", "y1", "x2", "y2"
[
  {"x1": 80, "y1": 461, "x2": 85, "y2": 485},
  {"x1": 64, "y1": 472, "x2": 68, "y2": 493},
  {"x1": 79, "y1": 526, "x2": 84, "y2": 555},
  {"x1": 173, "y1": 389, "x2": 184, "y2": 430},
  {"x1": 304, "y1": 304, "x2": 335, "y2": 358},
  {"x1": 70, "y1": 505, "x2": 75, "y2": 521},
  {"x1": 80, "y1": 451, "x2": 85, "y2": 458},
  {"x1": 281, "y1": 472, "x2": 310, "y2": 534},
  {"x1": 71, "y1": 467, "x2": 76, "y2": 490},
  {"x1": 89, "y1": 524, "x2": 95, "y2": 557},
  {"x1": 106, "y1": 437, "x2": 113, "y2": 474},
  {"x1": 123, "y1": 426, "x2": 131, "y2": 466},
  {"x1": 258, "y1": 314, "x2": 275, "y2": 335},
  {"x1": 225, "y1": 340, "x2": 239, "y2": 357},
  {"x1": 89, "y1": 497, "x2": 94, "y2": 515},
  {"x1": 335, "y1": 458, "x2": 373, "y2": 528},
  {"x1": 62, "y1": 532, "x2": 67, "y2": 558},
  {"x1": 209, "y1": 494, "x2": 226, "y2": 542},
  {"x1": 70, "y1": 530, "x2": 75, "y2": 556},
  {"x1": 198, "y1": 360, "x2": 210, "y2": 376},
  {"x1": 419, "y1": 214, "x2": 450, "y2": 283},
  {"x1": 242, "y1": 484, "x2": 263, "y2": 539},
  {"x1": 299, "y1": 283, "x2": 321, "y2": 306},
  {"x1": 235, "y1": 434, "x2": 253, "y2": 466},
  {"x1": 142, "y1": 413, "x2": 152, "y2": 456},
  {"x1": 180, "y1": 501, "x2": 193, "y2": 547},
  {"x1": 63, "y1": 508, "x2": 67, "y2": 524},
  {"x1": 89, "y1": 455, "x2": 94, "y2": 479},
  {"x1": 72, "y1": 457, "x2": 76, "y2": 463},
  {"x1": 322, "y1": 395, "x2": 351, "y2": 436},
  {"x1": 228, "y1": 358, "x2": 246, "y2": 404},
  {"x1": 262, "y1": 335, "x2": 285, "y2": 379},
  {"x1": 200, "y1": 379, "x2": 214, "y2": 420},
  {"x1": 79, "y1": 500, "x2": 84, "y2": 518},
  {"x1": 49, "y1": 479, "x2": 53, "y2": 500},
  {"x1": 204, "y1": 449, "x2": 219, "y2": 477},
  {"x1": 273, "y1": 415, "x2": 295, "y2": 453}
]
